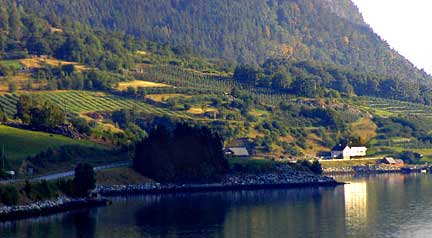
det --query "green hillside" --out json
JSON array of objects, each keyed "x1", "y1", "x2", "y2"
[
  {"x1": 0, "y1": 0, "x2": 431, "y2": 172},
  {"x1": 0, "y1": 125, "x2": 103, "y2": 163}
]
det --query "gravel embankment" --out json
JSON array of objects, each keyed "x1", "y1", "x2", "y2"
[
  {"x1": 96, "y1": 172, "x2": 340, "y2": 196},
  {"x1": 0, "y1": 197, "x2": 109, "y2": 221},
  {"x1": 323, "y1": 165, "x2": 414, "y2": 174}
]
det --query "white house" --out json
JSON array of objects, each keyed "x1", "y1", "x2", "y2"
[{"x1": 331, "y1": 144, "x2": 367, "y2": 159}]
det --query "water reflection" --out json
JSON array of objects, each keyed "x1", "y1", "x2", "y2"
[
  {"x1": 343, "y1": 182, "x2": 368, "y2": 231},
  {"x1": 4, "y1": 174, "x2": 432, "y2": 238}
]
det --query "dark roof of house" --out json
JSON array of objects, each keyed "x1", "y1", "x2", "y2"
[
  {"x1": 331, "y1": 144, "x2": 349, "y2": 151},
  {"x1": 226, "y1": 138, "x2": 251, "y2": 148},
  {"x1": 226, "y1": 147, "x2": 250, "y2": 157}
]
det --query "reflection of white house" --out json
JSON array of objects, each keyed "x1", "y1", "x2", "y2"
[
  {"x1": 331, "y1": 144, "x2": 367, "y2": 159},
  {"x1": 344, "y1": 182, "x2": 368, "y2": 229}
]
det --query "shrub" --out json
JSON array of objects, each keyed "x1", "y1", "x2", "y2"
[
  {"x1": 297, "y1": 160, "x2": 323, "y2": 175},
  {"x1": 0, "y1": 185, "x2": 19, "y2": 206}
]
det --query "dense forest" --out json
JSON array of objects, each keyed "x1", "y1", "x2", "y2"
[
  {"x1": 0, "y1": 1, "x2": 143, "y2": 71},
  {"x1": 11, "y1": 0, "x2": 431, "y2": 85},
  {"x1": 0, "y1": 1, "x2": 430, "y2": 104}
]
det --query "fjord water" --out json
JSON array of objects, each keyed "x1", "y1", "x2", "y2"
[{"x1": 2, "y1": 174, "x2": 432, "y2": 238}]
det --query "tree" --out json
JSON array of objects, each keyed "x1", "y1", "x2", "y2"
[
  {"x1": 72, "y1": 163, "x2": 96, "y2": 197},
  {"x1": 310, "y1": 160, "x2": 323, "y2": 175},
  {"x1": 0, "y1": 64, "x2": 13, "y2": 77},
  {"x1": 70, "y1": 116, "x2": 91, "y2": 135},
  {"x1": 0, "y1": 146, "x2": 7, "y2": 171},
  {"x1": 233, "y1": 64, "x2": 260, "y2": 85},
  {"x1": 272, "y1": 70, "x2": 292, "y2": 89},
  {"x1": 0, "y1": 185, "x2": 19, "y2": 206},
  {"x1": 16, "y1": 95, "x2": 33, "y2": 124},
  {"x1": 126, "y1": 86, "x2": 137, "y2": 96},
  {"x1": 183, "y1": 103, "x2": 192, "y2": 111},
  {"x1": 8, "y1": 80, "x2": 17, "y2": 93},
  {"x1": 134, "y1": 124, "x2": 228, "y2": 182},
  {"x1": 398, "y1": 151, "x2": 422, "y2": 164},
  {"x1": 0, "y1": 106, "x2": 7, "y2": 123},
  {"x1": 26, "y1": 78, "x2": 33, "y2": 91},
  {"x1": 16, "y1": 95, "x2": 65, "y2": 128},
  {"x1": 29, "y1": 103, "x2": 65, "y2": 128}
]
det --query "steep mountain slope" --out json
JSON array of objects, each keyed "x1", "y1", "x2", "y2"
[{"x1": 13, "y1": 0, "x2": 431, "y2": 84}]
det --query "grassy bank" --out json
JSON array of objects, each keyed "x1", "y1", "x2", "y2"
[
  {"x1": 0, "y1": 125, "x2": 105, "y2": 167},
  {"x1": 96, "y1": 167, "x2": 153, "y2": 185}
]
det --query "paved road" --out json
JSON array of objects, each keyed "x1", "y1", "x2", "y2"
[{"x1": 1, "y1": 161, "x2": 131, "y2": 184}]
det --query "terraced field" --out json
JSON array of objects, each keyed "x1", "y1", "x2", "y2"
[
  {"x1": 0, "y1": 91, "x2": 193, "y2": 119},
  {"x1": 354, "y1": 97, "x2": 432, "y2": 118},
  {"x1": 0, "y1": 93, "x2": 19, "y2": 116},
  {"x1": 40, "y1": 91, "x2": 190, "y2": 116}
]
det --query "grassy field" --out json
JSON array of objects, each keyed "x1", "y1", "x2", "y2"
[
  {"x1": 187, "y1": 107, "x2": 218, "y2": 115},
  {"x1": 0, "y1": 59, "x2": 22, "y2": 69},
  {"x1": 96, "y1": 167, "x2": 154, "y2": 185},
  {"x1": 1, "y1": 57, "x2": 88, "y2": 71},
  {"x1": 117, "y1": 80, "x2": 171, "y2": 90},
  {"x1": 0, "y1": 125, "x2": 105, "y2": 166},
  {"x1": 349, "y1": 117, "x2": 377, "y2": 143},
  {"x1": 19, "y1": 57, "x2": 88, "y2": 71},
  {"x1": 145, "y1": 93, "x2": 190, "y2": 102}
]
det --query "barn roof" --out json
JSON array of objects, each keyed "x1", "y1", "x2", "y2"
[
  {"x1": 383, "y1": 157, "x2": 396, "y2": 164},
  {"x1": 331, "y1": 144, "x2": 349, "y2": 151},
  {"x1": 226, "y1": 147, "x2": 250, "y2": 157}
]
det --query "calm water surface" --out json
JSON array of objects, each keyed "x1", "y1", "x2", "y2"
[{"x1": 2, "y1": 174, "x2": 432, "y2": 238}]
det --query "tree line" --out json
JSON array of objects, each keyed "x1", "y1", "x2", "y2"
[
  {"x1": 233, "y1": 59, "x2": 432, "y2": 104},
  {"x1": 133, "y1": 123, "x2": 228, "y2": 182}
]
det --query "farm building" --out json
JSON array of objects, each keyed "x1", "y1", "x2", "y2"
[
  {"x1": 331, "y1": 144, "x2": 367, "y2": 159},
  {"x1": 225, "y1": 147, "x2": 250, "y2": 157},
  {"x1": 381, "y1": 157, "x2": 404, "y2": 166}
]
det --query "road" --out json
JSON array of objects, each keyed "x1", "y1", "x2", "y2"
[{"x1": 1, "y1": 161, "x2": 131, "y2": 184}]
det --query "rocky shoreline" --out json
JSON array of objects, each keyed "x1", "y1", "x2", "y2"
[
  {"x1": 323, "y1": 164, "x2": 427, "y2": 175},
  {"x1": 96, "y1": 173, "x2": 342, "y2": 196},
  {"x1": 0, "y1": 172, "x2": 340, "y2": 222},
  {"x1": 0, "y1": 197, "x2": 110, "y2": 221}
]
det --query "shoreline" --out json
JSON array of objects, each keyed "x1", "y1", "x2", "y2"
[
  {"x1": 323, "y1": 165, "x2": 428, "y2": 175},
  {"x1": 96, "y1": 180, "x2": 343, "y2": 196},
  {"x1": 324, "y1": 170, "x2": 402, "y2": 176},
  {"x1": 0, "y1": 173, "x2": 341, "y2": 222},
  {"x1": 96, "y1": 173, "x2": 342, "y2": 196},
  {"x1": 0, "y1": 197, "x2": 110, "y2": 222}
]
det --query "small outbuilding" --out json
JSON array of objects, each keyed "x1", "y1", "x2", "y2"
[
  {"x1": 382, "y1": 157, "x2": 396, "y2": 164},
  {"x1": 381, "y1": 157, "x2": 404, "y2": 166}
]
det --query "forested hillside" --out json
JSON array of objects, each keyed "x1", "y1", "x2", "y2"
[
  {"x1": 0, "y1": 0, "x2": 151, "y2": 71},
  {"x1": 12, "y1": 0, "x2": 431, "y2": 84}
]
